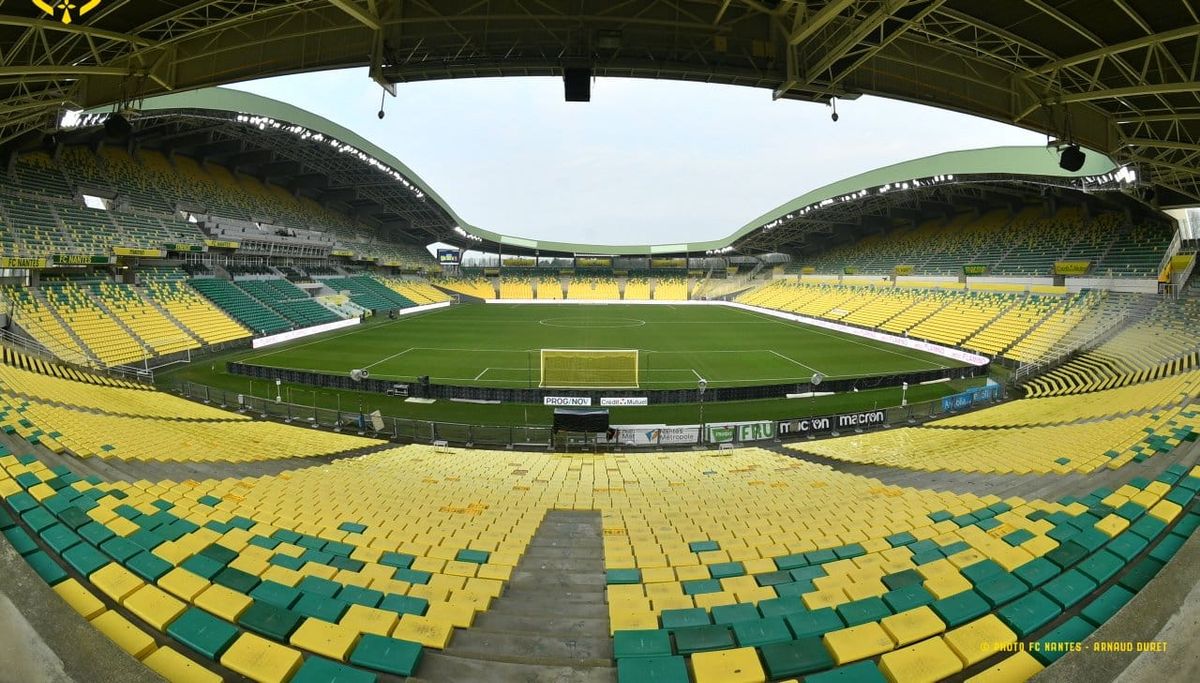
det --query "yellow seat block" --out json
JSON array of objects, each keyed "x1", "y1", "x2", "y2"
[
  {"x1": 443, "y1": 560, "x2": 478, "y2": 578},
  {"x1": 53, "y1": 578, "x2": 105, "y2": 620},
  {"x1": 464, "y1": 577, "x2": 504, "y2": 599},
  {"x1": 641, "y1": 566, "x2": 675, "y2": 583},
  {"x1": 158, "y1": 567, "x2": 211, "y2": 602},
  {"x1": 220, "y1": 633, "x2": 304, "y2": 683},
  {"x1": 609, "y1": 607, "x2": 659, "y2": 634},
  {"x1": 426, "y1": 601, "x2": 477, "y2": 628},
  {"x1": 1095, "y1": 514, "x2": 1130, "y2": 538},
  {"x1": 90, "y1": 563, "x2": 145, "y2": 602},
  {"x1": 880, "y1": 606, "x2": 946, "y2": 646},
  {"x1": 823, "y1": 622, "x2": 894, "y2": 665},
  {"x1": 427, "y1": 573, "x2": 467, "y2": 593},
  {"x1": 260, "y1": 565, "x2": 303, "y2": 588},
  {"x1": 803, "y1": 589, "x2": 846, "y2": 610},
  {"x1": 407, "y1": 584, "x2": 448, "y2": 602},
  {"x1": 476, "y1": 564, "x2": 513, "y2": 582},
  {"x1": 290, "y1": 617, "x2": 360, "y2": 662},
  {"x1": 693, "y1": 591, "x2": 738, "y2": 609},
  {"x1": 735, "y1": 586, "x2": 776, "y2": 604},
  {"x1": 843, "y1": 580, "x2": 887, "y2": 601},
  {"x1": 948, "y1": 549, "x2": 987, "y2": 569},
  {"x1": 1130, "y1": 490, "x2": 1160, "y2": 509},
  {"x1": 194, "y1": 584, "x2": 253, "y2": 621},
  {"x1": 124, "y1": 584, "x2": 187, "y2": 630},
  {"x1": 1149, "y1": 500, "x2": 1182, "y2": 523},
  {"x1": 651, "y1": 594, "x2": 695, "y2": 611},
  {"x1": 924, "y1": 573, "x2": 973, "y2": 600},
  {"x1": 143, "y1": 646, "x2": 223, "y2": 683},
  {"x1": 411, "y1": 556, "x2": 445, "y2": 573},
  {"x1": 1021, "y1": 535, "x2": 1058, "y2": 558},
  {"x1": 916, "y1": 558, "x2": 956, "y2": 580},
  {"x1": 107, "y1": 517, "x2": 140, "y2": 537},
  {"x1": 607, "y1": 584, "x2": 645, "y2": 602},
  {"x1": 692, "y1": 646, "x2": 766, "y2": 683},
  {"x1": 340, "y1": 604, "x2": 399, "y2": 636},
  {"x1": 90, "y1": 610, "x2": 156, "y2": 660},
  {"x1": 944, "y1": 615, "x2": 1018, "y2": 667},
  {"x1": 675, "y1": 565, "x2": 710, "y2": 581},
  {"x1": 645, "y1": 582, "x2": 684, "y2": 600},
  {"x1": 392, "y1": 614, "x2": 455, "y2": 649},
  {"x1": 965, "y1": 651, "x2": 1044, "y2": 682},
  {"x1": 742, "y1": 558, "x2": 776, "y2": 574},
  {"x1": 879, "y1": 637, "x2": 964, "y2": 683}
]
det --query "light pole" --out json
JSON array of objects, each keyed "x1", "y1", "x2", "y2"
[
  {"x1": 275, "y1": 378, "x2": 282, "y2": 403},
  {"x1": 697, "y1": 377, "x2": 708, "y2": 439},
  {"x1": 901, "y1": 381, "x2": 909, "y2": 407}
]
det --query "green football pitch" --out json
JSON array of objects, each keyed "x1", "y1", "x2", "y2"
[{"x1": 240, "y1": 303, "x2": 965, "y2": 389}]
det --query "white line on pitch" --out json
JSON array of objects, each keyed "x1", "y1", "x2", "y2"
[
  {"x1": 768, "y1": 349, "x2": 821, "y2": 374},
  {"x1": 735, "y1": 308, "x2": 948, "y2": 370},
  {"x1": 364, "y1": 347, "x2": 414, "y2": 370}
]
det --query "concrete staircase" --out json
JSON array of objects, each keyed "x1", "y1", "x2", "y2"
[{"x1": 413, "y1": 510, "x2": 615, "y2": 682}]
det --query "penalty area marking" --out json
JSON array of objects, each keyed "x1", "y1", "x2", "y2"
[{"x1": 537, "y1": 317, "x2": 647, "y2": 329}]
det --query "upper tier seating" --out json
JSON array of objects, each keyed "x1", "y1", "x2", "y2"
[
  {"x1": 536, "y1": 278, "x2": 563, "y2": 299},
  {"x1": 38, "y1": 278, "x2": 148, "y2": 367},
  {"x1": 140, "y1": 270, "x2": 250, "y2": 346},
  {"x1": 378, "y1": 278, "x2": 451, "y2": 305},
  {"x1": 499, "y1": 278, "x2": 533, "y2": 299},
  {"x1": 235, "y1": 279, "x2": 341, "y2": 328},
  {"x1": 801, "y1": 209, "x2": 1172, "y2": 278},
  {"x1": 624, "y1": 279, "x2": 651, "y2": 300},
  {"x1": 568, "y1": 278, "x2": 620, "y2": 300},
  {"x1": 654, "y1": 278, "x2": 688, "y2": 301},
  {"x1": 435, "y1": 278, "x2": 495, "y2": 300}
]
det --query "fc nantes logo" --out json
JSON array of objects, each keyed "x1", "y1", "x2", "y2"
[{"x1": 33, "y1": 0, "x2": 102, "y2": 24}]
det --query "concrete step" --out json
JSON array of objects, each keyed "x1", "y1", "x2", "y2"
[
  {"x1": 507, "y1": 557, "x2": 604, "y2": 574},
  {"x1": 471, "y1": 612, "x2": 610, "y2": 637},
  {"x1": 446, "y1": 629, "x2": 612, "y2": 666},
  {"x1": 413, "y1": 652, "x2": 615, "y2": 683}
]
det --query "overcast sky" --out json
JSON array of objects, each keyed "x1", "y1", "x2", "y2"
[{"x1": 232, "y1": 69, "x2": 1047, "y2": 246}]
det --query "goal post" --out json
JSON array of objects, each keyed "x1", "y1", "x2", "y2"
[{"x1": 539, "y1": 349, "x2": 640, "y2": 388}]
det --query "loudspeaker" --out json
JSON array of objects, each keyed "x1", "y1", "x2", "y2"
[
  {"x1": 104, "y1": 113, "x2": 133, "y2": 140},
  {"x1": 563, "y1": 67, "x2": 592, "y2": 102},
  {"x1": 418, "y1": 375, "x2": 430, "y2": 386},
  {"x1": 1059, "y1": 144, "x2": 1086, "y2": 172}
]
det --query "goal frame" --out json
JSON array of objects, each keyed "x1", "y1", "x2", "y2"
[{"x1": 539, "y1": 348, "x2": 640, "y2": 389}]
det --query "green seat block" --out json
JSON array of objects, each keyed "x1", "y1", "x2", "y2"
[
  {"x1": 961, "y1": 559, "x2": 1005, "y2": 585},
  {"x1": 348, "y1": 633, "x2": 423, "y2": 676},
  {"x1": 291, "y1": 656, "x2": 377, "y2": 683},
  {"x1": 126, "y1": 552, "x2": 172, "y2": 582},
  {"x1": 1115, "y1": 501, "x2": 1147, "y2": 521},
  {"x1": 337, "y1": 522, "x2": 367, "y2": 534},
  {"x1": 688, "y1": 541, "x2": 719, "y2": 553},
  {"x1": 806, "y1": 660, "x2": 887, "y2": 683},
  {"x1": 25, "y1": 551, "x2": 68, "y2": 585},
  {"x1": 607, "y1": 568, "x2": 641, "y2": 585},
  {"x1": 997, "y1": 591, "x2": 1062, "y2": 637},
  {"x1": 931, "y1": 590, "x2": 989, "y2": 628},
  {"x1": 167, "y1": 607, "x2": 239, "y2": 659},
  {"x1": 1041, "y1": 569, "x2": 1097, "y2": 610},
  {"x1": 22, "y1": 507, "x2": 56, "y2": 532},
  {"x1": 1118, "y1": 558, "x2": 1164, "y2": 592},
  {"x1": 1150, "y1": 534, "x2": 1185, "y2": 563},
  {"x1": 6, "y1": 492, "x2": 38, "y2": 513},
  {"x1": 775, "y1": 580, "x2": 815, "y2": 597},
  {"x1": 40, "y1": 524, "x2": 80, "y2": 554},
  {"x1": 247, "y1": 535, "x2": 280, "y2": 551},
  {"x1": 882, "y1": 584, "x2": 934, "y2": 612},
  {"x1": 758, "y1": 596, "x2": 808, "y2": 619},
  {"x1": 837, "y1": 597, "x2": 891, "y2": 627},
  {"x1": 1033, "y1": 617, "x2": 1095, "y2": 665},
  {"x1": 338, "y1": 585, "x2": 384, "y2": 608},
  {"x1": 1077, "y1": 550, "x2": 1123, "y2": 585},
  {"x1": 379, "y1": 593, "x2": 428, "y2": 617},
  {"x1": 62, "y1": 543, "x2": 108, "y2": 576},
  {"x1": 805, "y1": 549, "x2": 837, "y2": 565},
  {"x1": 1080, "y1": 586, "x2": 1135, "y2": 628},
  {"x1": 732, "y1": 617, "x2": 792, "y2": 647},
  {"x1": 1173, "y1": 514, "x2": 1200, "y2": 539},
  {"x1": 885, "y1": 531, "x2": 917, "y2": 547},
  {"x1": 181, "y1": 554, "x2": 224, "y2": 580},
  {"x1": 881, "y1": 569, "x2": 923, "y2": 591},
  {"x1": 0, "y1": 508, "x2": 14, "y2": 530},
  {"x1": 755, "y1": 570, "x2": 793, "y2": 587},
  {"x1": 682, "y1": 579, "x2": 721, "y2": 596},
  {"x1": 1014, "y1": 558, "x2": 1061, "y2": 588},
  {"x1": 379, "y1": 551, "x2": 415, "y2": 569},
  {"x1": 774, "y1": 553, "x2": 808, "y2": 570},
  {"x1": 616, "y1": 655, "x2": 689, "y2": 683},
  {"x1": 250, "y1": 580, "x2": 302, "y2": 609},
  {"x1": 708, "y1": 562, "x2": 745, "y2": 579},
  {"x1": 298, "y1": 576, "x2": 341, "y2": 598},
  {"x1": 1107, "y1": 532, "x2": 1149, "y2": 561},
  {"x1": 270, "y1": 554, "x2": 306, "y2": 571},
  {"x1": 294, "y1": 593, "x2": 350, "y2": 623},
  {"x1": 976, "y1": 572, "x2": 1029, "y2": 607},
  {"x1": 787, "y1": 608, "x2": 846, "y2": 639},
  {"x1": 1046, "y1": 541, "x2": 1088, "y2": 569},
  {"x1": 834, "y1": 543, "x2": 866, "y2": 559},
  {"x1": 761, "y1": 637, "x2": 835, "y2": 678},
  {"x1": 3, "y1": 526, "x2": 36, "y2": 556},
  {"x1": 58, "y1": 507, "x2": 92, "y2": 531},
  {"x1": 1130, "y1": 516, "x2": 1167, "y2": 541},
  {"x1": 199, "y1": 543, "x2": 238, "y2": 566},
  {"x1": 789, "y1": 566, "x2": 826, "y2": 582},
  {"x1": 213, "y1": 566, "x2": 260, "y2": 594},
  {"x1": 613, "y1": 629, "x2": 672, "y2": 659},
  {"x1": 660, "y1": 607, "x2": 710, "y2": 630},
  {"x1": 237, "y1": 601, "x2": 302, "y2": 641},
  {"x1": 1071, "y1": 528, "x2": 1110, "y2": 553},
  {"x1": 99, "y1": 536, "x2": 142, "y2": 563},
  {"x1": 1164, "y1": 487, "x2": 1194, "y2": 506},
  {"x1": 672, "y1": 624, "x2": 733, "y2": 654},
  {"x1": 392, "y1": 567, "x2": 431, "y2": 585},
  {"x1": 455, "y1": 549, "x2": 490, "y2": 564},
  {"x1": 712, "y1": 603, "x2": 760, "y2": 625}
]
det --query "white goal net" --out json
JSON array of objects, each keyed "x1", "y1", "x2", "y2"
[{"x1": 539, "y1": 349, "x2": 639, "y2": 388}]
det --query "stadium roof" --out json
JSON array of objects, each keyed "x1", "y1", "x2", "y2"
[
  {"x1": 66, "y1": 88, "x2": 1146, "y2": 257},
  {"x1": 3, "y1": 1, "x2": 1200, "y2": 209}
]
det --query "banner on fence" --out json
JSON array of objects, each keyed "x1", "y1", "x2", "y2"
[
  {"x1": 1054, "y1": 260, "x2": 1091, "y2": 276},
  {"x1": 963, "y1": 264, "x2": 988, "y2": 276},
  {"x1": 778, "y1": 409, "x2": 886, "y2": 436},
  {"x1": 706, "y1": 421, "x2": 776, "y2": 444},
  {"x1": 612, "y1": 424, "x2": 701, "y2": 446},
  {"x1": 940, "y1": 382, "x2": 1001, "y2": 412},
  {"x1": 893, "y1": 265, "x2": 915, "y2": 276},
  {"x1": 600, "y1": 397, "x2": 648, "y2": 407},
  {"x1": 544, "y1": 396, "x2": 592, "y2": 407}
]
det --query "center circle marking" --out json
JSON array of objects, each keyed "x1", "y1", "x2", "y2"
[{"x1": 538, "y1": 317, "x2": 647, "y2": 329}]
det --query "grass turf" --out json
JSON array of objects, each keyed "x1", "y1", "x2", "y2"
[
  {"x1": 238, "y1": 303, "x2": 964, "y2": 389},
  {"x1": 160, "y1": 304, "x2": 981, "y2": 428}
]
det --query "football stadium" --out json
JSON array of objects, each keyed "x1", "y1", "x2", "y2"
[{"x1": 2, "y1": 3, "x2": 1200, "y2": 683}]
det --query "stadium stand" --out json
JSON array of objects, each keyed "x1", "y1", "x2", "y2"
[
  {"x1": 315, "y1": 276, "x2": 414, "y2": 312},
  {"x1": 378, "y1": 278, "x2": 452, "y2": 305},
  {"x1": 37, "y1": 277, "x2": 149, "y2": 367},
  {"x1": 89, "y1": 282, "x2": 200, "y2": 357},
  {"x1": 499, "y1": 278, "x2": 533, "y2": 299},
  {"x1": 1, "y1": 286, "x2": 94, "y2": 366},
  {"x1": 2, "y1": 443, "x2": 1197, "y2": 683},
  {"x1": 568, "y1": 278, "x2": 620, "y2": 300},
  {"x1": 800, "y1": 209, "x2": 1173, "y2": 278},
  {"x1": 234, "y1": 279, "x2": 341, "y2": 328},
  {"x1": 654, "y1": 278, "x2": 688, "y2": 301},
  {"x1": 623, "y1": 278, "x2": 651, "y2": 300},
  {"x1": 189, "y1": 279, "x2": 292, "y2": 336},
  {"x1": 435, "y1": 278, "x2": 496, "y2": 300},
  {"x1": 139, "y1": 270, "x2": 251, "y2": 347},
  {"x1": 536, "y1": 278, "x2": 563, "y2": 300}
]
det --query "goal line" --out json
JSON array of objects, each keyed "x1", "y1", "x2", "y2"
[{"x1": 539, "y1": 348, "x2": 640, "y2": 389}]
